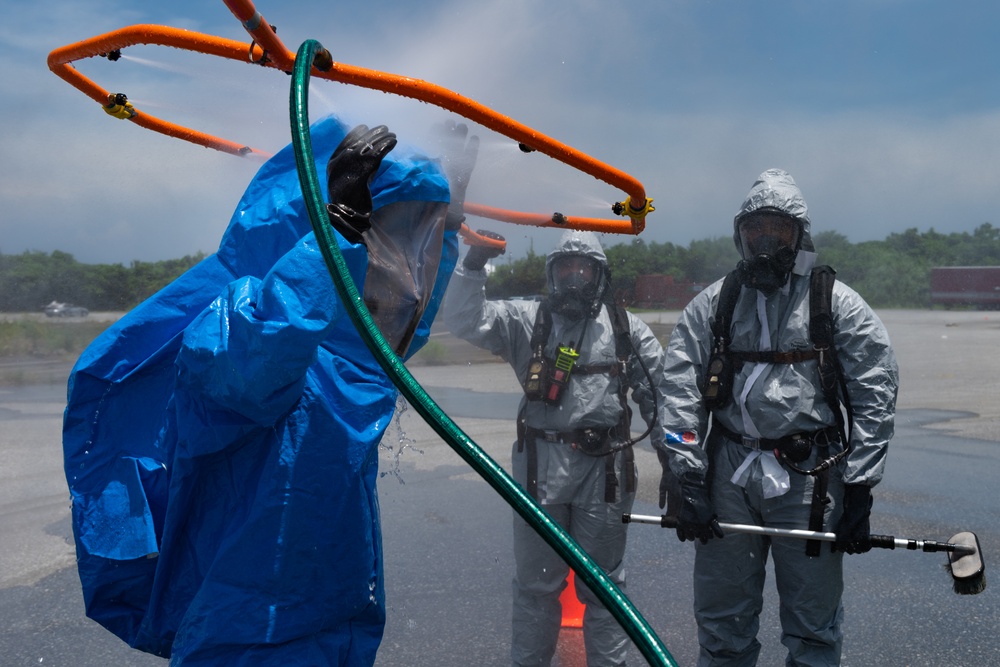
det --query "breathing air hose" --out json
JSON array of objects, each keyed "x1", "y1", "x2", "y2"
[{"x1": 289, "y1": 39, "x2": 676, "y2": 667}]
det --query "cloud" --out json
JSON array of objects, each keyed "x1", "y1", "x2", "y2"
[{"x1": 3, "y1": 0, "x2": 999, "y2": 265}]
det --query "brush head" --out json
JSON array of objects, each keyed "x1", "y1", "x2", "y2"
[{"x1": 947, "y1": 531, "x2": 987, "y2": 595}]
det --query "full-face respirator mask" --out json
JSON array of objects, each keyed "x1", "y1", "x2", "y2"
[
  {"x1": 735, "y1": 210, "x2": 802, "y2": 295},
  {"x1": 547, "y1": 254, "x2": 606, "y2": 320}
]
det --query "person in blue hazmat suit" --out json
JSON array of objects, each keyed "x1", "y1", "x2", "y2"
[
  {"x1": 61, "y1": 115, "x2": 478, "y2": 665},
  {"x1": 444, "y1": 229, "x2": 666, "y2": 667},
  {"x1": 658, "y1": 168, "x2": 899, "y2": 666}
]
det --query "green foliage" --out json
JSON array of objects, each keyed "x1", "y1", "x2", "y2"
[
  {"x1": 486, "y1": 247, "x2": 547, "y2": 298},
  {"x1": 4, "y1": 222, "x2": 999, "y2": 315},
  {"x1": 0, "y1": 250, "x2": 205, "y2": 312},
  {"x1": 483, "y1": 223, "x2": 1000, "y2": 309},
  {"x1": 812, "y1": 223, "x2": 1000, "y2": 307}
]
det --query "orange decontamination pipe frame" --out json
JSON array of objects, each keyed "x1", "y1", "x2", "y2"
[{"x1": 47, "y1": 0, "x2": 654, "y2": 239}]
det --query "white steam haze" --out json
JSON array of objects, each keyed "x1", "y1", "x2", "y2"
[{"x1": 1, "y1": 0, "x2": 999, "y2": 264}]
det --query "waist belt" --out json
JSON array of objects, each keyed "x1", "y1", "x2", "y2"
[
  {"x1": 521, "y1": 425, "x2": 634, "y2": 502},
  {"x1": 712, "y1": 419, "x2": 840, "y2": 456},
  {"x1": 730, "y1": 349, "x2": 822, "y2": 364},
  {"x1": 524, "y1": 425, "x2": 622, "y2": 448}
]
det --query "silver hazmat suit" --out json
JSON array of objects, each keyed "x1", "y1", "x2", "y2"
[
  {"x1": 444, "y1": 230, "x2": 666, "y2": 667},
  {"x1": 659, "y1": 169, "x2": 898, "y2": 666}
]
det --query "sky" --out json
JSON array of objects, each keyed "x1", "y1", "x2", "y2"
[{"x1": 2, "y1": 0, "x2": 999, "y2": 265}]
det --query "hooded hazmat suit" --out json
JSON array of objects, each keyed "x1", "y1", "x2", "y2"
[
  {"x1": 444, "y1": 230, "x2": 666, "y2": 667},
  {"x1": 62, "y1": 115, "x2": 457, "y2": 665},
  {"x1": 659, "y1": 169, "x2": 898, "y2": 666}
]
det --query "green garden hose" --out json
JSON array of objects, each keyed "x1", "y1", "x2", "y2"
[{"x1": 288, "y1": 39, "x2": 676, "y2": 667}]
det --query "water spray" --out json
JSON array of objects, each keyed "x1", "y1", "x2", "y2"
[{"x1": 47, "y1": 0, "x2": 655, "y2": 235}]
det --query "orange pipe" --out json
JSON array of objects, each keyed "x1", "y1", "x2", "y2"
[
  {"x1": 47, "y1": 25, "x2": 276, "y2": 159},
  {"x1": 221, "y1": 0, "x2": 295, "y2": 71},
  {"x1": 464, "y1": 204, "x2": 642, "y2": 235},
  {"x1": 222, "y1": 0, "x2": 648, "y2": 214},
  {"x1": 48, "y1": 14, "x2": 652, "y2": 234}
]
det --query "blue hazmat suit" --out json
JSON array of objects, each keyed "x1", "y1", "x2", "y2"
[
  {"x1": 659, "y1": 169, "x2": 898, "y2": 666},
  {"x1": 62, "y1": 115, "x2": 458, "y2": 665},
  {"x1": 445, "y1": 230, "x2": 666, "y2": 667}
]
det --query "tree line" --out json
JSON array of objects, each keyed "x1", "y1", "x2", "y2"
[
  {"x1": 487, "y1": 223, "x2": 1000, "y2": 309},
  {"x1": 0, "y1": 250, "x2": 205, "y2": 312},
  {"x1": 2, "y1": 223, "x2": 998, "y2": 313}
]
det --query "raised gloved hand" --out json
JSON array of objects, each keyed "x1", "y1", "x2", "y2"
[
  {"x1": 325, "y1": 124, "x2": 397, "y2": 244},
  {"x1": 675, "y1": 474, "x2": 724, "y2": 544},
  {"x1": 463, "y1": 229, "x2": 506, "y2": 271},
  {"x1": 833, "y1": 484, "x2": 873, "y2": 554},
  {"x1": 436, "y1": 119, "x2": 480, "y2": 231}
]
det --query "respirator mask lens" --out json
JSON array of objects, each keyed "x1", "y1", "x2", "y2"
[
  {"x1": 552, "y1": 256, "x2": 599, "y2": 294},
  {"x1": 738, "y1": 212, "x2": 800, "y2": 258}
]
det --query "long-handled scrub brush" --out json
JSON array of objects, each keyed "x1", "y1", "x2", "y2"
[{"x1": 623, "y1": 513, "x2": 986, "y2": 595}]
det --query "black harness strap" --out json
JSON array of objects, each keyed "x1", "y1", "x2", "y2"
[
  {"x1": 806, "y1": 443, "x2": 831, "y2": 557},
  {"x1": 516, "y1": 415, "x2": 539, "y2": 499},
  {"x1": 711, "y1": 271, "x2": 743, "y2": 347},
  {"x1": 608, "y1": 301, "x2": 637, "y2": 497},
  {"x1": 805, "y1": 266, "x2": 842, "y2": 555}
]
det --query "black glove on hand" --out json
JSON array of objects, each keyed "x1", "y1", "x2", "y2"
[
  {"x1": 436, "y1": 119, "x2": 480, "y2": 231},
  {"x1": 326, "y1": 124, "x2": 397, "y2": 244},
  {"x1": 676, "y1": 475, "x2": 724, "y2": 544},
  {"x1": 656, "y1": 450, "x2": 682, "y2": 517},
  {"x1": 834, "y1": 484, "x2": 873, "y2": 554},
  {"x1": 463, "y1": 229, "x2": 505, "y2": 271}
]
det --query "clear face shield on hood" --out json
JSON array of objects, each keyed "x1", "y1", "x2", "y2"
[
  {"x1": 736, "y1": 209, "x2": 802, "y2": 294},
  {"x1": 361, "y1": 199, "x2": 448, "y2": 357}
]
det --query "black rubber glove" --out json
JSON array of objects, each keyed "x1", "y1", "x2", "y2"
[
  {"x1": 676, "y1": 474, "x2": 724, "y2": 544},
  {"x1": 463, "y1": 229, "x2": 506, "y2": 271},
  {"x1": 436, "y1": 119, "x2": 480, "y2": 231},
  {"x1": 656, "y1": 449, "x2": 682, "y2": 519},
  {"x1": 834, "y1": 484, "x2": 873, "y2": 554},
  {"x1": 325, "y1": 124, "x2": 397, "y2": 244}
]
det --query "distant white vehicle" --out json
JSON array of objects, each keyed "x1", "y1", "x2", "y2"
[{"x1": 43, "y1": 301, "x2": 89, "y2": 318}]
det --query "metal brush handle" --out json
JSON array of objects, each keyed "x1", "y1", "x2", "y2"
[{"x1": 622, "y1": 513, "x2": 976, "y2": 556}]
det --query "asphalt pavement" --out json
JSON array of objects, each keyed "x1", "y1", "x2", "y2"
[{"x1": 1, "y1": 309, "x2": 998, "y2": 666}]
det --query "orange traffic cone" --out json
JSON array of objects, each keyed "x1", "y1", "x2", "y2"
[{"x1": 559, "y1": 570, "x2": 586, "y2": 628}]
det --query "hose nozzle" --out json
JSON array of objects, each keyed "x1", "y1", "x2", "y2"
[
  {"x1": 312, "y1": 46, "x2": 333, "y2": 72},
  {"x1": 103, "y1": 93, "x2": 136, "y2": 119},
  {"x1": 612, "y1": 196, "x2": 655, "y2": 232}
]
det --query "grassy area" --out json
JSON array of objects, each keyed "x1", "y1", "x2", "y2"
[
  {"x1": 0, "y1": 320, "x2": 111, "y2": 358},
  {"x1": 0, "y1": 319, "x2": 112, "y2": 386}
]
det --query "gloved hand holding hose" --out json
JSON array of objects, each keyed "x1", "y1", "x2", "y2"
[
  {"x1": 675, "y1": 474, "x2": 724, "y2": 544},
  {"x1": 326, "y1": 124, "x2": 397, "y2": 244},
  {"x1": 463, "y1": 229, "x2": 506, "y2": 271},
  {"x1": 834, "y1": 484, "x2": 873, "y2": 554}
]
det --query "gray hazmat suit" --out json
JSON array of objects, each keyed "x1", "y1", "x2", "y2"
[
  {"x1": 660, "y1": 169, "x2": 898, "y2": 666},
  {"x1": 445, "y1": 230, "x2": 666, "y2": 667}
]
